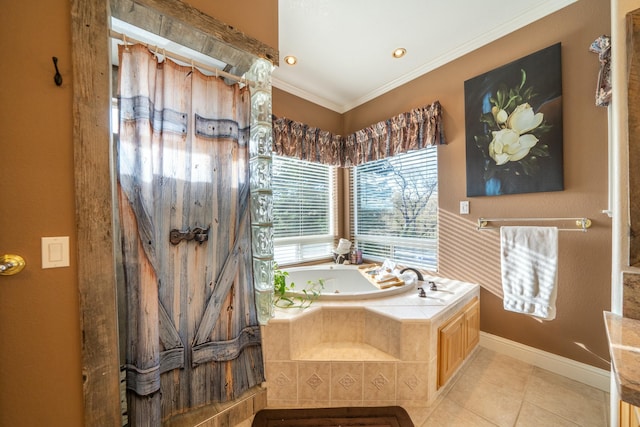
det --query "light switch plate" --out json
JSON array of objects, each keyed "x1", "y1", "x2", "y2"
[
  {"x1": 42, "y1": 236, "x2": 70, "y2": 269},
  {"x1": 460, "y1": 201, "x2": 470, "y2": 215}
]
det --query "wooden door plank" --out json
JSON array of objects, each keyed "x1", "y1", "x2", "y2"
[
  {"x1": 192, "y1": 208, "x2": 247, "y2": 349},
  {"x1": 192, "y1": 325, "x2": 261, "y2": 364}
]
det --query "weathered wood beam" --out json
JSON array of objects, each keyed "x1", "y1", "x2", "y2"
[
  {"x1": 70, "y1": 0, "x2": 122, "y2": 425},
  {"x1": 111, "y1": 0, "x2": 278, "y2": 75},
  {"x1": 628, "y1": 10, "x2": 640, "y2": 266}
]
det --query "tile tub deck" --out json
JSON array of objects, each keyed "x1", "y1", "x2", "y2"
[{"x1": 261, "y1": 274, "x2": 480, "y2": 409}]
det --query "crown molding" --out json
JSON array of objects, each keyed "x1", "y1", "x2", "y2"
[{"x1": 277, "y1": 0, "x2": 578, "y2": 114}]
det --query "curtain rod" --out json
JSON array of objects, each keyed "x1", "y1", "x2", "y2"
[
  {"x1": 477, "y1": 217, "x2": 592, "y2": 232},
  {"x1": 109, "y1": 29, "x2": 253, "y2": 86}
]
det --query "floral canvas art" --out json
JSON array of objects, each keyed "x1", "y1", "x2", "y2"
[{"x1": 464, "y1": 43, "x2": 563, "y2": 196}]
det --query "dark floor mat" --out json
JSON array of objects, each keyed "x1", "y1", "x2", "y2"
[{"x1": 252, "y1": 406, "x2": 414, "y2": 427}]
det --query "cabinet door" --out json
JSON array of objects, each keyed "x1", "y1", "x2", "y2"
[
  {"x1": 464, "y1": 299, "x2": 480, "y2": 354},
  {"x1": 438, "y1": 312, "x2": 465, "y2": 388},
  {"x1": 620, "y1": 400, "x2": 640, "y2": 427}
]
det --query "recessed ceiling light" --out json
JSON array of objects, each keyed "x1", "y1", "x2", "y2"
[
  {"x1": 392, "y1": 48, "x2": 407, "y2": 59},
  {"x1": 284, "y1": 55, "x2": 297, "y2": 65}
]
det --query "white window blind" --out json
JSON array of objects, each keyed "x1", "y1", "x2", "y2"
[
  {"x1": 272, "y1": 155, "x2": 336, "y2": 265},
  {"x1": 351, "y1": 148, "x2": 438, "y2": 270}
]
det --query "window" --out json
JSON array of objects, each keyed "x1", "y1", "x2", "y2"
[
  {"x1": 272, "y1": 155, "x2": 336, "y2": 265},
  {"x1": 351, "y1": 148, "x2": 438, "y2": 270}
]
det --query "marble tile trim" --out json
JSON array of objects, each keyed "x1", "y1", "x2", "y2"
[
  {"x1": 604, "y1": 311, "x2": 640, "y2": 406},
  {"x1": 623, "y1": 272, "x2": 640, "y2": 319}
]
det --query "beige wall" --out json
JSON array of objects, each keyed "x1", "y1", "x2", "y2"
[
  {"x1": 0, "y1": 1, "x2": 277, "y2": 425},
  {"x1": 370, "y1": 0, "x2": 612, "y2": 370},
  {"x1": 274, "y1": 88, "x2": 344, "y2": 134},
  {"x1": 187, "y1": 0, "x2": 278, "y2": 49},
  {"x1": 0, "y1": 1, "x2": 83, "y2": 426},
  {"x1": 0, "y1": 1, "x2": 612, "y2": 425},
  {"x1": 278, "y1": 0, "x2": 612, "y2": 369}
]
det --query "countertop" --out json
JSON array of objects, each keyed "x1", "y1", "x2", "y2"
[{"x1": 604, "y1": 311, "x2": 640, "y2": 407}]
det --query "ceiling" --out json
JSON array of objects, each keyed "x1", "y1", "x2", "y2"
[{"x1": 272, "y1": 0, "x2": 577, "y2": 113}]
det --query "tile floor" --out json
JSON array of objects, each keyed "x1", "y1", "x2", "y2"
[{"x1": 404, "y1": 347, "x2": 610, "y2": 427}]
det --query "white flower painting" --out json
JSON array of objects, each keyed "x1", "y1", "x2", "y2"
[{"x1": 464, "y1": 43, "x2": 564, "y2": 197}]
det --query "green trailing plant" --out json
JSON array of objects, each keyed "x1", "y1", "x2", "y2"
[{"x1": 273, "y1": 264, "x2": 324, "y2": 309}]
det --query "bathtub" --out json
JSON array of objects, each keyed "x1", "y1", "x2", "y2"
[
  {"x1": 283, "y1": 263, "x2": 415, "y2": 300},
  {"x1": 262, "y1": 268, "x2": 481, "y2": 410}
]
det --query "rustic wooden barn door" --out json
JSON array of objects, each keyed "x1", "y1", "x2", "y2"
[{"x1": 116, "y1": 44, "x2": 264, "y2": 425}]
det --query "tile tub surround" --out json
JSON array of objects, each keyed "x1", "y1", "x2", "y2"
[{"x1": 261, "y1": 275, "x2": 480, "y2": 409}]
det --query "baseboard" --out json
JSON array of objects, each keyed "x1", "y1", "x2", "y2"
[{"x1": 479, "y1": 332, "x2": 610, "y2": 392}]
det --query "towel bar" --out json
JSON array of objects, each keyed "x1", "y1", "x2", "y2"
[{"x1": 477, "y1": 217, "x2": 592, "y2": 232}]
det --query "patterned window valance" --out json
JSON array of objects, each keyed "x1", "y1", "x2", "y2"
[{"x1": 272, "y1": 100, "x2": 445, "y2": 167}]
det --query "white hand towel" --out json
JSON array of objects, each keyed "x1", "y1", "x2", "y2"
[{"x1": 500, "y1": 226, "x2": 558, "y2": 320}]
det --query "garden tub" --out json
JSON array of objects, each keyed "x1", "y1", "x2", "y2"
[
  {"x1": 283, "y1": 263, "x2": 415, "y2": 300},
  {"x1": 263, "y1": 268, "x2": 481, "y2": 409}
]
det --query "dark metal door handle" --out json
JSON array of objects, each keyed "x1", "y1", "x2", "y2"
[{"x1": 169, "y1": 226, "x2": 209, "y2": 245}]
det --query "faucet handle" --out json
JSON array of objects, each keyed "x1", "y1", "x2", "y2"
[
  {"x1": 429, "y1": 281, "x2": 437, "y2": 291},
  {"x1": 417, "y1": 287, "x2": 427, "y2": 298}
]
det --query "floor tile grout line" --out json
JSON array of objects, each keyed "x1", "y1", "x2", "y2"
[
  {"x1": 439, "y1": 347, "x2": 526, "y2": 426},
  {"x1": 306, "y1": 346, "x2": 609, "y2": 427},
  {"x1": 512, "y1": 361, "x2": 536, "y2": 426},
  {"x1": 524, "y1": 365, "x2": 608, "y2": 427}
]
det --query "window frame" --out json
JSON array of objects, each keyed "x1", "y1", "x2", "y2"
[
  {"x1": 271, "y1": 155, "x2": 338, "y2": 266},
  {"x1": 349, "y1": 147, "x2": 438, "y2": 270}
]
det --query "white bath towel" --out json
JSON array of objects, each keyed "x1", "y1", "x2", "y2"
[{"x1": 500, "y1": 226, "x2": 559, "y2": 320}]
